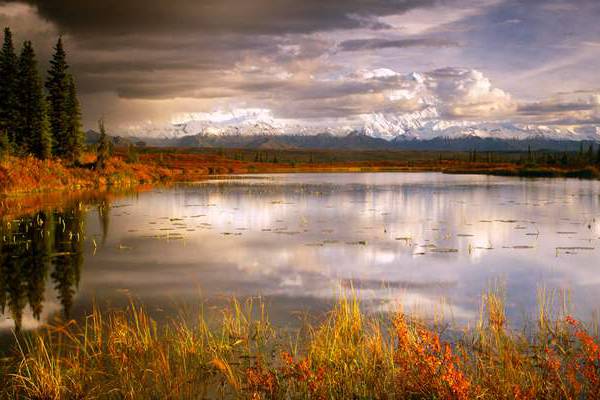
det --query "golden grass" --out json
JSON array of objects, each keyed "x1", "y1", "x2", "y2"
[
  {"x1": 1, "y1": 291, "x2": 599, "y2": 399},
  {"x1": 0, "y1": 154, "x2": 173, "y2": 196},
  {"x1": 3, "y1": 149, "x2": 600, "y2": 198}
]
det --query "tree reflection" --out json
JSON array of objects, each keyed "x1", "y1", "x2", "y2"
[
  {"x1": 98, "y1": 199, "x2": 111, "y2": 246},
  {"x1": 0, "y1": 202, "x2": 88, "y2": 331}
]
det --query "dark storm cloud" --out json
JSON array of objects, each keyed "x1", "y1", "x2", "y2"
[
  {"x1": 5, "y1": 0, "x2": 441, "y2": 102},
  {"x1": 3, "y1": 0, "x2": 598, "y2": 132},
  {"x1": 338, "y1": 37, "x2": 459, "y2": 51},
  {"x1": 21, "y1": 0, "x2": 438, "y2": 36},
  {"x1": 65, "y1": 33, "x2": 325, "y2": 97}
]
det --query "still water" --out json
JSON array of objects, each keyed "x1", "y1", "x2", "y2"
[{"x1": 2, "y1": 172, "x2": 600, "y2": 331}]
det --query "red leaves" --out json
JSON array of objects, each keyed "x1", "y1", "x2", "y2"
[{"x1": 392, "y1": 315, "x2": 472, "y2": 400}]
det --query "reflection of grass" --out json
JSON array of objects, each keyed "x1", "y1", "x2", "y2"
[{"x1": 2, "y1": 291, "x2": 600, "y2": 399}]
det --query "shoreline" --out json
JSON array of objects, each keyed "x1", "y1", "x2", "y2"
[{"x1": 2, "y1": 150, "x2": 599, "y2": 202}]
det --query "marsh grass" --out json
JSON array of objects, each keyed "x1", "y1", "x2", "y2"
[{"x1": 1, "y1": 290, "x2": 599, "y2": 399}]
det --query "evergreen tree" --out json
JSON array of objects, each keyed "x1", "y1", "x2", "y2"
[
  {"x1": 16, "y1": 41, "x2": 52, "y2": 159},
  {"x1": 95, "y1": 118, "x2": 110, "y2": 170},
  {"x1": 46, "y1": 37, "x2": 70, "y2": 157},
  {"x1": 64, "y1": 75, "x2": 84, "y2": 162},
  {"x1": 0, "y1": 27, "x2": 18, "y2": 146}
]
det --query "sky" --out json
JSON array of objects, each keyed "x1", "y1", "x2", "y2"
[{"x1": 0, "y1": 0, "x2": 599, "y2": 135}]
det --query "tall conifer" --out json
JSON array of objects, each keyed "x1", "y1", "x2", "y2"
[
  {"x1": 16, "y1": 41, "x2": 52, "y2": 159},
  {"x1": 0, "y1": 27, "x2": 18, "y2": 146},
  {"x1": 95, "y1": 119, "x2": 110, "y2": 170},
  {"x1": 46, "y1": 37, "x2": 70, "y2": 156},
  {"x1": 64, "y1": 75, "x2": 84, "y2": 161}
]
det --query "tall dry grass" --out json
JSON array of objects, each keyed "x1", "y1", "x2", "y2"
[{"x1": 1, "y1": 290, "x2": 599, "y2": 399}]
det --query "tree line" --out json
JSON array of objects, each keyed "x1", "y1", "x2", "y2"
[{"x1": 0, "y1": 27, "x2": 83, "y2": 162}]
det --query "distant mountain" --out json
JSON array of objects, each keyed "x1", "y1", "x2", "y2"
[
  {"x1": 170, "y1": 132, "x2": 594, "y2": 152},
  {"x1": 137, "y1": 109, "x2": 285, "y2": 139},
  {"x1": 116, "y1": 105, "x2": 600, "y2": 145},
  {"x1": 357, "y1": 110, "x2": 600, "y2": 142},
  {"x1": 88, "y1": 112, "x2": 600, "y2": 153}
]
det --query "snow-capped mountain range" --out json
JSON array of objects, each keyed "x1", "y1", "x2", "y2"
[
  {"x1": 115, "y1": 67, "x2": 600, "y2": 143},
  {"x1": 358, "y1": 109, "x2": 600, "y2": 141},
  {"x1": 121, "y1": 107, "x2": 600, "y2": 142}
]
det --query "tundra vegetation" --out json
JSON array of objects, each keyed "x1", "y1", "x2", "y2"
[{"x1": 0, "y1": 291, "x2": 599, "y2": 399}]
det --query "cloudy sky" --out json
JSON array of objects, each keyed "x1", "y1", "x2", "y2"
[{"x1": 1, "y1": 0, "x2": 599, "y2": 134}]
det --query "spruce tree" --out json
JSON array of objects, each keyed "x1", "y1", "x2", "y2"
[
  {"x1": 0, "y1": 27, "x2": 18, "y2": 146},
  {"x1": 46, "y1": 37, "x2": 70, "y2": 157},
  {"x1": 64, "y1": 75, "x2": 84, "y2": 162},
  {"x1": 95, "y1": 119, "x2": 110, "y2": 170},
  {"x1": 16, "y1": 41, "x2": 52, "y2": 159}
]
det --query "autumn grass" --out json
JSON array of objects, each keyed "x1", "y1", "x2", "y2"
[
  {"x1": 0, "y1": 154, "x2": 174, "y2": 196},
  {"x1": 1, "y1": 289, "x2": 599, "y2": 400},
  {"x1": 3, "y1": 149, "x2": 600, "y2": 198},
  {"x1": 443, "y1": 164, "x2": 600, "y2": 179}
]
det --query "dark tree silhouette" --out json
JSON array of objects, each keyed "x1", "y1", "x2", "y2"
[
  {"x1": 46, "y1": 37, "x2": 71, "y2": 157},
  {"x1": 64, "y1": 74, "x2": 84, "y2": 162},
  {"x1": 0, "y1": 27, "x2": 18, "y2": 147},
  {"x1": 95, "y1": 119, "x2": 111, "y2": 170},
  {"x1": 16, "y1": 41, "x2": 52, "y2": 158}
]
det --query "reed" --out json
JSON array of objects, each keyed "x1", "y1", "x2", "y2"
[{"x1": 1, "y1": 290, "x2": 599, "y2": 399}]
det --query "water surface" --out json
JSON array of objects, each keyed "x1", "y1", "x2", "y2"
[{"x1": 2, "y1": 172, "x2": 600, "y2": 331}]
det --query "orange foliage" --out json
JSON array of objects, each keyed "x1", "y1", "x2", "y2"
[
  {"x1": 393, "y1": 315, "x2": 473, "y2": 399},
  {"x1": 0, "y1": 154, "x2": 171, "y2": 196}
]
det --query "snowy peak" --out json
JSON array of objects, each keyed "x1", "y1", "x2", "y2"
[
  {"x1": 170, "y1": 109, "x2": 284, "y2": 137},
  {"x1": 356, "y1": 112, "x2": 600, "y2": 141},
  {"x1": 123, "y1": 110, "x2": 600, "y2": 142}
]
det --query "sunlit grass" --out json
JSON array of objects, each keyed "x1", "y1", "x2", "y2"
[
  {"x1": 1, "y1": 290, "x2": 599, "y2": 399},
  {"x1": 0, "y1": 154, "x2": 173, "y2": 196}
]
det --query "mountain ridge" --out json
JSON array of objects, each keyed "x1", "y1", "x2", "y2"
[{"x1": 86, "y1": 129, "x2": 599, "y2": 152}]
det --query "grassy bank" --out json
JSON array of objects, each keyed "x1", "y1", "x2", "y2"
[
  {"x1": 116, "y1": 148, "x2": 600, "y2": 181},
  {"x1": 443, "y1": 165, "x2": 600, "y2": 179},
  {"x1": 0, "y1": 155, "x2": 175, "y2": 196},
  {"x1": 2, "y1": 148, "x2": 600, "y2": 198},
  {"x1": 1, "y1": 291, "x2": 599, "y2": 399}
]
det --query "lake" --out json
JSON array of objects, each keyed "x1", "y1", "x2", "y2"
[{"x1": 2, "y1": 172, "x2": 600, "y2": 332}]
